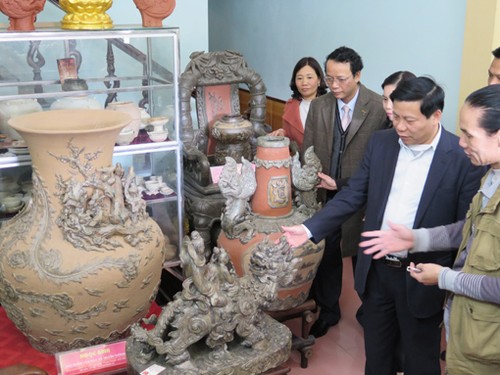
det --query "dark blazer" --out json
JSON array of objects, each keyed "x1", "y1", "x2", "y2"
[
  {"x1": 303, "y1": 84, "x2": 387, "y2": 256},
  {"x1": 305, "y1": 128, "x2": 485, "y2": 318}
]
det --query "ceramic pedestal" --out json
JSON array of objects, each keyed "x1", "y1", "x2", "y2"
[{"x1": 59, "y1": 0, "x2": 113, "y2": 30}]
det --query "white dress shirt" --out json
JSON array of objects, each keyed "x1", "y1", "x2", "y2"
[
  {"x1": 381, "y1": 124, "x2": 442, "y2": 257},
  {"x1": 299, "y1": 99, "x2": 311, "y2": 129}
]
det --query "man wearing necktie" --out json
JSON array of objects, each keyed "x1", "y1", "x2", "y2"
[{"x1": 302, "y1": 46, "x2": 387, "y2": 338}]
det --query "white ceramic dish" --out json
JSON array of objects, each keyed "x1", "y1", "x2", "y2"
[
  {"x1": 11, "y1": 140, "x2": 27, "y2": 147},
  {"x1": 2, "y1": 196, "x2": 22, "y2": 209},
  {"x1": 160, "y1": 186, "x2": 174, "y2": 195},
  {"x1": 1, "y1": 201, "x2": 24, "y2": 214},
  {"x1": 7, "y1": 147, "x2": 30, "y2": 155}
]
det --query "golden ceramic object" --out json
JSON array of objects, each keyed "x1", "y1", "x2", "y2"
[{"x1": 59, "y1": 0, "x2": 113, "y2": 30}]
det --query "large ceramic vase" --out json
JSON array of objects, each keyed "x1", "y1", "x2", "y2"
[
  {"x1": 59, "y1": 0, "x2": 113, "y2": 30},
  {"x1": 218, "y1": 136, "x2": 325, "y2": 311},
  {"x1": 50, "y1": 78, "x2": 102, "y2": 111},
  {"x1": 0, "y1": 0, "x2": 46, "y2": 31},
  {"x1": 133, "y1": 0, "x2": 176, "y2": 28},
  {"x1": 0, "y1": 109, "x2": 165, "y2": 353}
]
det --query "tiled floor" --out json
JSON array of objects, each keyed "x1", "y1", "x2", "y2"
[
  {"x1": 283, "y1": 257, "x2": 365, "y2": 374},
  {"x1": 282, "y1": 257, "x2": 446, "y2": 374}
]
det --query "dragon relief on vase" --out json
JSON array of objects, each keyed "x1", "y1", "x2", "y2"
[{"x1": 52, "y1": 141, "x2": 155, "y2": 252}]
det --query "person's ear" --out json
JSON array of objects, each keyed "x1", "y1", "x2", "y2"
[
  {"x1": 354, "y1": 71, "x2": 361, "y2": 83},
  {"x1": 432, "y1": 109, "x2": 442, "y2": 123}
]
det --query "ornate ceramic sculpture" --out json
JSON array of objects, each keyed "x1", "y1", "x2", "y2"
[
  {"x1": 0, "y1": 0, "x2": 46, "y2": 31},
  {"x1": 133, "y1": 0, "x2": 176, "y2": 28},
  {"x1": 127, "y1": 231, "x2": 293, "y2": 374},
  {"x1": 0, "y1": 109, "x2": 165, "y2": 353},
  {"x1": 59, "y1": 0, "x2": 113, "y2": 30},
  {"x1": 180, "y1": 50, "x2": 268, "y2": 251},
  {"x1": 218, "y1": 136, "x2": 325, "y2": 311}
]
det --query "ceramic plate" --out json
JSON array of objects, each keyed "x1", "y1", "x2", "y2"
[
  {"x1": 7, "y1": 147, "x2": 30, "y2": 155},
  {"x1": 11, "y1": 140, "x2": 27, "y2": 148},
  {"x1": 1, "y1": 201, "x2": 24, "y2": 214},
  {"x1": 160, "y1": 186, "x2": 174, "y2": 195}
]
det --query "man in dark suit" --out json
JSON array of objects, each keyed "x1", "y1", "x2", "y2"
[
  {"x1": 284, "y1": 77, "x2": 485, "y2": 375},
  {"x1": 303, "y1": 47, "x2": 387, "y2": 337}
]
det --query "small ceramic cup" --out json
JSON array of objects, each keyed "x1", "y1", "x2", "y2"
[
  {"x1": 144, "y1": 180, "x2": 160, "y2": 194},
  {"x1": 146, "y1": 116, "x2": 169, "y2": 132},
  {"x1": 148, "y1": 130, "x2": 168, "y2": 142}
]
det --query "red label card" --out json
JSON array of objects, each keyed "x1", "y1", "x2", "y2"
[{"x1": 55, "y1": 340, "x2": 127, "y2": 375}]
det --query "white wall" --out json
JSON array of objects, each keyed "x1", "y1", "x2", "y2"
[
  {"x1": 0, "y1": 0, "x2": 209, "y2": 69},
  {"x1": 208, "y1": 0, "x2": 467, "y2": 131}
]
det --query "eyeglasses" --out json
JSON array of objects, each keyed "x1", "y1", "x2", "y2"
[{"x1": 324, "y1": 75, "x2": 352, "y2": 85}]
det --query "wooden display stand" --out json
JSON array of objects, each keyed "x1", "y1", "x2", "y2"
[{"x1": 267, "y1": 299, "x2": 317, "y2": 368}]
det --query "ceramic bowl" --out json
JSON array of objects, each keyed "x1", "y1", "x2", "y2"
[
  {"x1": 1, "y1": 196, "x2": 22, "y2": 209},
  {"x1": 147, "y1": 130, "x2": 168, "y2": 142},
  {"x1": 116, "y1": 129, "x2": 136, "y2": 146},
  {"x1": 144, "y1": 180, "x2": 160, "y2": 194}
]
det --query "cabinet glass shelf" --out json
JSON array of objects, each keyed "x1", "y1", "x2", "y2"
[{"x1": 0, "y1": 26, "x2": 183, "y2": 254}]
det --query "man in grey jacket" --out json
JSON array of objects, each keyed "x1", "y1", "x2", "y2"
[{"x1": 303, "y1": 46, "x2": 387, "y2": 337}]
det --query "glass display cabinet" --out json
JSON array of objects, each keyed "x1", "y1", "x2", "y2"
[{"x1": 0, "y1": 26, "x2": 183, "y2": 256}]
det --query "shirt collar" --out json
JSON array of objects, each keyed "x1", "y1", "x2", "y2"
[
  {"x1": 481, "y1": 168, "x2": 500, "y2": 201},
  {"x1": 337, "y1": 86, "x2": 360, "y2": 113},
  {"x1": 398, "y1": 123, "x2": 442, "y2": 154}
]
